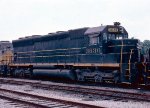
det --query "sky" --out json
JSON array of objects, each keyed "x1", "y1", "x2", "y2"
[{"x1": 0, "y1": 0, "x2": 150, "y2": 41}]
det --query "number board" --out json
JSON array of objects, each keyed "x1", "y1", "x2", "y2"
[
  {"x1": 108, "y1": 28, "x2": 119, "y2": 33},
  {"x1": 86, "y1": 48, "x2": 101, "y2": 54}
]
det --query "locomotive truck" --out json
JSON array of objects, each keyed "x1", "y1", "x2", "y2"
[{"x1": 0, "y1": 22, "x2": 150, "y2": 84}]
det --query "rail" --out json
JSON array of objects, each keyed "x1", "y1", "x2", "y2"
[
  {"x1": 0, "y1": 78, "x2": 150, "y2": 102},
  {"x1": 0, "y1": 88, "x2": 103, "y2": 108}
]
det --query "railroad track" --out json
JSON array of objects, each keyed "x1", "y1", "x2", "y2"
[
  {"x1": 0, "y1": 98, "x2": 32, "y2": 108},
  {"x1": 0, "y1": 88, "x2": 102, "y2": 108},
  {"x1": 0, "y1": 78, "x2": 150, "y2": 102}
]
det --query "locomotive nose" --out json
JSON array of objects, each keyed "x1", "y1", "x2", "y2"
[
  {"x1": 106, "y1": 39, "x2": 140, "y2": 63},
  {"x1": 108, "y1": 39, "x2": 139, "y2": 50}
]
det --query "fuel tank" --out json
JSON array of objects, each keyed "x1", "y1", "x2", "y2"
[{"x1": 32, "y1": 69, "x2": 76, "y2": 80}]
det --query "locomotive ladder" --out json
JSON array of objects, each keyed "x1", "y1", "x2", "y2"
[
  {"x1": 144, "y1": 62, "x2": 150, "y2": 84},
  {"x1": 127, "y1": 49, "x2": 134, "y2": 80},
  {"x1": 120, "y1": 40, "x2": 133, "y2": 82},
  {"x1": 120, "y1": 40, "x2": 123, "y2": 80},
  {"x1": 123, "y1": 49, "x2": 134, "y2": 82},
  {"x1": 148, "y1": 68, "x2": 150, "y2": 84}
]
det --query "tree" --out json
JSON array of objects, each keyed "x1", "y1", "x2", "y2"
[{"x1": 142, "y1": 40, "x2": 150, "y2": 55}]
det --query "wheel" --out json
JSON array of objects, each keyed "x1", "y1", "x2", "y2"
[
  {"x1": 94, "y1": 75, "x2": 103, "y2": 82},
  {"x1": 114, "y1": 76, "x2": 120, "y2": 84},
  {"x1": 77, "y1": 75, "x2": 85, "y2": 81}
]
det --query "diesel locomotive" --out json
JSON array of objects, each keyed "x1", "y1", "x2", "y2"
[{"x1": 0, "y1": 22, "x2": 150, "y2": 84}]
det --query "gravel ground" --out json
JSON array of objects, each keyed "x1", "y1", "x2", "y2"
[
  {"x1": 0, "y1": 98, "x2": 30, "y2": 108},
  {"x1": 0, "y1": 83, "x2": 150, "y2": 108},
  {"x1": 1, "y1": 78, "x2": 150, "y2": 94},
  {"x1": 0, "y1": 99, "x2": 16, "y2": 108}
]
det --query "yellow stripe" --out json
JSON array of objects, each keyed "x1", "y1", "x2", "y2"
[
  {"x1": 128, "y1": 49, "x2": 134, "y2": 76},
  {"x1": 109, "y1": 52, "x2": 134, "y2": 55},
  {"x1": 10, "y1": 63, "x2": 120, "y2": 68},
  {"x1": 120, "y1": 40, "x2": 123, "y2": 73},
  {"x1": 17, "y1": 47, "x2": 86, "y2": 54},
  {"x1": 17, "y1": 57, "x2": 29, "y2": 58},
  {"x1": 139, "y1": 84, "x2": 146, "y2": 86},
  {"x1": 9, "y1": 64, "x2": 32, "y2": 67},
  {"x1": 121, "y1": 82, "x2": 131, "y2": 84},
  {"x1": 73, "y1": 63, "x2": 119, "y2": 67},
  {"x1": 17, "y1": 54, "x2": 99, "y2": 58},
  {"x1": 108, "y1": 45, "x2": 136, "y2": 47},
  {"x1": 17, "y1": 52, "x2": 135, "y2": 59}
]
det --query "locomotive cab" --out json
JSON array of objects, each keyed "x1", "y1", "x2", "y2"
[
  {"x1": 87, "y1": 22, "x2": 128, "y2": 46},
  {"x1": 84, "y1": 22, "x2": 143, "y2": 83},
  {"x1": 83, "y1": 22, "x2": 132, "y2": 82},
  {"x1": 103, "y1": 22, "x2": 128, "y2": 41}
]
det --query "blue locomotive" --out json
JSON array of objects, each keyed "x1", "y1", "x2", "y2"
[{"x1": 0, "y1": 22, "x2": 150, "y2": 84}]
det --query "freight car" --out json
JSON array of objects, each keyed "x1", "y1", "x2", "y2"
[
  {"x1": 0, "y1": 41, "x2": 13, "y2": 76},
  {"x1": 0, "y1": 22, "x2": 150, "y2": 84}
]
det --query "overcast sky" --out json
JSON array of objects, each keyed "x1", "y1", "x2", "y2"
[{"x1": 0, "y1": 0, "x2": 149, "y2": 41}]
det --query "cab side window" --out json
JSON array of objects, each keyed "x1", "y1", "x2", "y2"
[
  {"x1": 103, "y1": 33, "x2": 107, "y2": 41},
  {"x1": 89, "y1": 36, "x2": 99, "y2": 45}
]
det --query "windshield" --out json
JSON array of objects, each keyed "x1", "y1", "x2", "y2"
[{"x1": 103, "y1": 33, "x2": 127, "y2": 41}]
